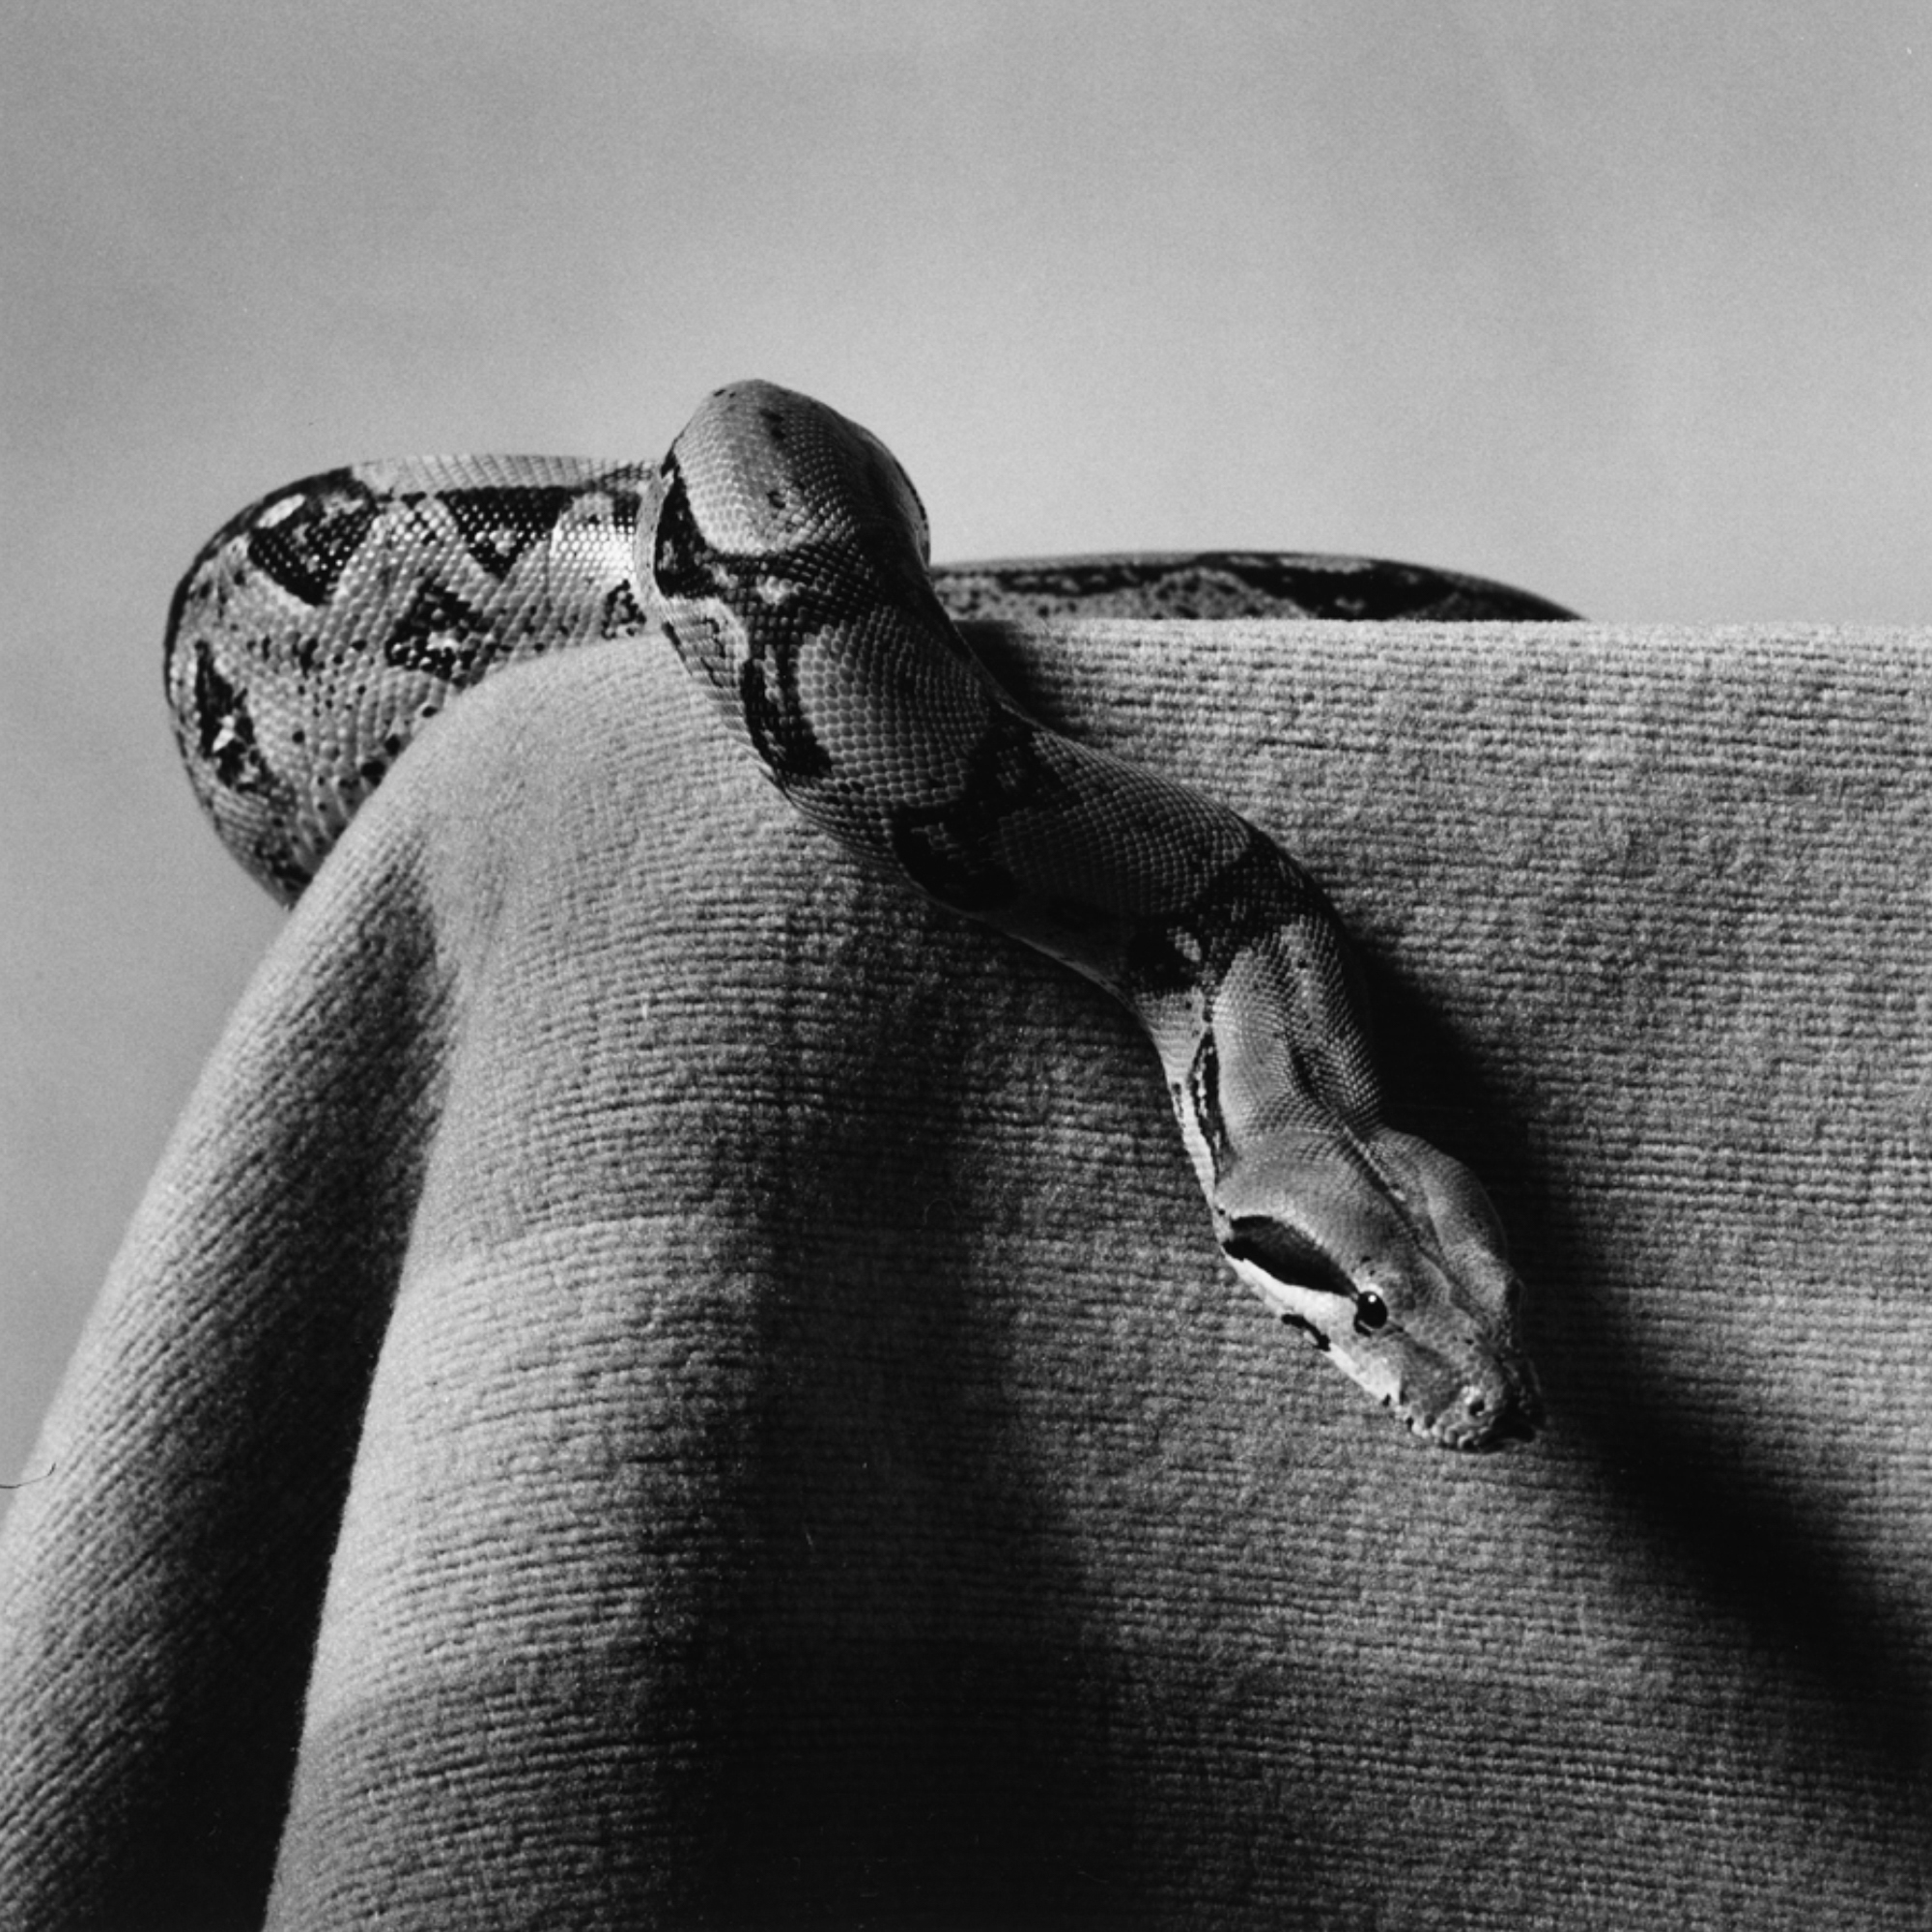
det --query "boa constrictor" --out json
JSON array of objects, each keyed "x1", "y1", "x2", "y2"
[{"x1": 165, "y1": 381, "x2": 1554, "y2": 1448}]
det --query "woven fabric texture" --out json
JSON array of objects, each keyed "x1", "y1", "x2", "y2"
[{"x1": 1, "y1": 622, "x2": 1928, "y2": 1929}]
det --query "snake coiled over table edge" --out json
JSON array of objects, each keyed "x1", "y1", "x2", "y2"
[{"x1": 165, "y1": 380, "x2": 1557, "y2": 1449}]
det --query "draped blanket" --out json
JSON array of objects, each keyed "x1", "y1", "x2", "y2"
[{"x1": 3, "y1": 622, "x2": 1928, "y2": 1928}]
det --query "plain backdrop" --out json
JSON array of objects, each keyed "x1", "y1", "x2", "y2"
[{"x1": 2, "y1": 0, "x2": 1927, "y2": 1492}]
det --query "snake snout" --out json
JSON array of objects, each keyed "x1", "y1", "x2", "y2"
[
  {"x1": 1450, "y1": 1368, "x2": 1542, "y2": 1451},
  {"x1": 1399, "y1": 1347, "x2": 1541, "y2": 1450},
  {"x1": 1468, "y1": 1390, "x2": 1540, "y2": 1449}
]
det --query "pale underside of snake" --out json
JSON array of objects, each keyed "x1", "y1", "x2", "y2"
[{"x1": 166, "y1": 381, "x2": 1557, "y2": 1448}]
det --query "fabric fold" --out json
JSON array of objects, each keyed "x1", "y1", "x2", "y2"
[{"x1": 3, "y1": 623, "x2": 1928, "y2": 1928}]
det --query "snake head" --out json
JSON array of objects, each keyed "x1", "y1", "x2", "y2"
[{"x1": 1211, "y1": 1130, "x2": 1540, "y2": 1450}]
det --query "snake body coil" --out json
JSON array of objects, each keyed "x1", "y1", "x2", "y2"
[{"x1": 166, "y1": 381, "x2": 1548, "y2": 1447}]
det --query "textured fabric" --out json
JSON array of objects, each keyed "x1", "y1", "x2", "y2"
[{"x1": 2, "y1": 622, "x2": 1929, "y2": 1929}]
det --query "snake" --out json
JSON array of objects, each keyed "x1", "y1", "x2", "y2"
[{"x1": 165, "y1": 380, "x2": 1555, "y2": 1448}]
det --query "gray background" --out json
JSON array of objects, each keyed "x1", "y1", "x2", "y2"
[{"x1": 3, "y1": 0, "x2": 1928, "y2": 1489}]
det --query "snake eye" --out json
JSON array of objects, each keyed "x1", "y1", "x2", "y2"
[{"x1": 1353, "y1": 1291, "x2": 1389, "y2": 1334}]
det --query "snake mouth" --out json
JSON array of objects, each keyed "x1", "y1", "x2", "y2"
[
  {"x1": 1454, "y1": 1400, "x2": 1540, "y2": 1452},
  {"x1": 1411, "y1": 1370, "x2": 1542, "y2": 1451}
]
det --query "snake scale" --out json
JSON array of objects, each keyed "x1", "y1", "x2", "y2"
[{"x1": 166, "y1": 380, "x2": 1553, "y2": 1448}]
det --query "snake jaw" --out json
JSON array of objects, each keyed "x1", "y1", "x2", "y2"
[
  {"x1": 1213, "y1": 1141, "x2": 1539, "y2": 1451},
  {"x1": 1223, "y1": 1236, "x2": 1539, "y2": 1450}
]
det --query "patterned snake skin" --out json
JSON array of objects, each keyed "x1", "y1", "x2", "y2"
[{"x1": 166, "y1": 381, "x2": 1556, "y2": 1447}]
